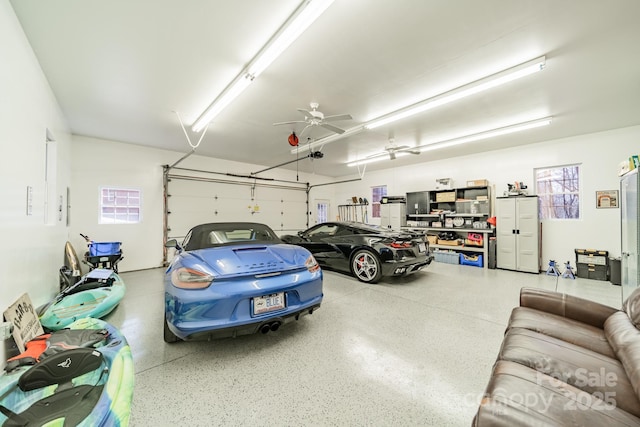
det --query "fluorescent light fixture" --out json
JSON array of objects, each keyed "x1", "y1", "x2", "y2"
[
  {"x1": 364, "y1": 56, "x2": 546, "y2": 130},
  {"x1": 249, "y1": 0, "x2": 334, "y2": 78},
  {"x1": 346, "y1": 152, "x2": 411, "y2": 167},
  {"x1": 192, "y1": 75, "x2": 253, "y2": 132},
  {"x1": 192, "y1": 0, "x2": 334, "y2": 133},
  {"x1": 346, "y1": 116, "x2": 552, "y2": 167}
]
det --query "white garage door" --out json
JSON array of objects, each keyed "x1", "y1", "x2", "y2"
[{"x1": 165, "y1": 169, "x2": 309, "y2": 245}]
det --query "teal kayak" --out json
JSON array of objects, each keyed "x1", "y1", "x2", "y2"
[
  {"x1": 39, "y1": 269, "x2": 126, "y2": 331},
  {"x1": 0, "y1": 317, "x2": 134, "y2": 426}
]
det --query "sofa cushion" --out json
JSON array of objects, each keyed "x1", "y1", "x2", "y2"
[
  {"x1": 498, "y1": 327, "x2": 640, "y2": 418},
  {"x1": 474, "y1": 360, "x2": 640, "y2": 427},
  {"x1": 623, "y1": 287, "x2": 640, "y2": 328},
  {"x1": 508, "y1": 306, "x2": 615, "y2": 358},
  {"x1": 605, "y1": 311, "x2": 640, "y2": 403}
]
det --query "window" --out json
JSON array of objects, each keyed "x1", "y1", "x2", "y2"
[
  {"x1": 100, "y1": 187, "x2": 141, "y2": 224},
  {"x1": 316, "y1": 201, "x2": 329, "y2": 223},
  {"x1": 371, "y1": 185, "x2": 387, "y2": 218},
  {"x1": 535, "y1": 164, "x2": 580, "y2": 219}
]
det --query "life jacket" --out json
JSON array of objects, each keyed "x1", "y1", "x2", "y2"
[{"x1": 4, "y1": 328, "x2": 109, "y2": 373}]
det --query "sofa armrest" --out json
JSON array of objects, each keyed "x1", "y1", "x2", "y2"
[{"x1": 519, "y1": 287, "x2": 618, "y2": 329}]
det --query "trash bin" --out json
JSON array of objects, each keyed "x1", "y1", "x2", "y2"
[
  {"x1": 488, "y1": 237, "x2": 497, "y2": 269},
  {"x1": 610, "y1": 257, "x2": 621, "y2": 286}
]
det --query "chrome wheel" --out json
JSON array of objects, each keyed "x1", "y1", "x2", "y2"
[{"x1": 351, "y1": 250, "x2": 382, "y2": 283}]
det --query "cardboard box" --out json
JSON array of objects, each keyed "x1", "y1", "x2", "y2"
[
  {"x1": 435, "y1": 191, "x2": 456, "y2": 202},
  {"x1": 437, "y1": 239, "x2": 461, "y2": 246},
  {"x1": 467, "y1": 179, "x2": 488, "y2": 187},
  {"x1": 426, "y1": 235, "x2": 438, "y2": 245}
]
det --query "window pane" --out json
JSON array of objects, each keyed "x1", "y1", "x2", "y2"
[
  {"x1": 100, "y1": 187, "x2": 142, "y2": 224},
  {"x1": 535, "y1": 165, "x2": 580, "y2": 220},
  {"x1": 371, "y1": 185, "x2": 387, "y2": 218}
]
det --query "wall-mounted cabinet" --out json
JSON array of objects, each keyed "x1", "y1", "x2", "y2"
[{"x1": 404, "y1": 185, "x2": 494, "y2": 268}]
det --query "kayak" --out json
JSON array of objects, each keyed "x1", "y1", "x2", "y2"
[
  {"x1": 39, "y1": 269, "x2": 126, "y2": 331},
  {"x1": 0, "y1": 317, "x2": 134, "y2": 426}
]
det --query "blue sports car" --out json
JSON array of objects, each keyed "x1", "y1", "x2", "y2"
[{"x1": 163, "y1": 222, "x2": 323, "y2": 343}]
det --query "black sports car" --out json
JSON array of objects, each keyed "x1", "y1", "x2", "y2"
[{"x1": 281, "y1": 221, "x2": 433, "y2": 283}]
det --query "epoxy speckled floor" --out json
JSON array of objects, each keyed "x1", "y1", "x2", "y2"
[{"x1": 103, "y1": 263, "x2": 622, "y2": 426}]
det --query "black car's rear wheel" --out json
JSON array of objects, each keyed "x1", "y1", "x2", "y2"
[
  {"x1": 351, "y1": 249, "x2": 382, "y2": 283},
  {"x1": 164, "y1": 315, "x2": 180, "y2": 343}
]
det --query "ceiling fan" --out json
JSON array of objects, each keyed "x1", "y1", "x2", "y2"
[
  {"x1": 273, "y1": 102, "x2": 352, "y2": 135},
  {"x1": 372, "y1": 138, "x2": 421, "y2": 160}
]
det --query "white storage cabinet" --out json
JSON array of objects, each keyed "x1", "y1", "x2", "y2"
[{"x1": 496, "y1": 196, "x2": 540, "y2": 273}]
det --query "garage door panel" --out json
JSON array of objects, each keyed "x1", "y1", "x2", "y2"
[{"x1": 166, "y1": 175, "x2": 307, "y2": 243}]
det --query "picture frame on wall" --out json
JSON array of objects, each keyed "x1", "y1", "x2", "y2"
[{"x1": 596, "y1": 190, "x2": 619, "y2": 208}]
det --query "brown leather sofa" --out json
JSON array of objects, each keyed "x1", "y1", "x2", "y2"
[{"x1": 473, "y1": 286, "x2": 640, "y2": 426}]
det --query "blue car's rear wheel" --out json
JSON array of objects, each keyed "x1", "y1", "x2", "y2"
[
  {"x1": 164, "y1": 315, "x2": 180, "y2": 343},
  {"x1": 351, "y1": 249, "x2": 382, "y2": 283}
]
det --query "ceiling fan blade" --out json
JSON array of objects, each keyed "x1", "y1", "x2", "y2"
[
  {"x1": 320, "y1": 123, "x2": 345, "y2": 134},
  {"x1": 273, "y1": 120, "x2": 306, "y2": 126},
  {"x1": 297, "y1": 109, "x2": 313, "y2": 117},
  {"x1": 365, "y1": 151, "x2": 389, "y2": 160},
  {"x1": 395, "y1": 146, "x2": 421, "y2": 155},
  {"x1": 322, "y1": 114, "x2": 352, "y2": 122}
]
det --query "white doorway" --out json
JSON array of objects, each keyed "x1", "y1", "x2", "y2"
[{"x1": 315, "y1": 199, "x2": 330, "y2": 224}]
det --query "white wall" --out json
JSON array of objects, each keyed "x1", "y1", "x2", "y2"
[
  {"x1": 0, "y1": 0, "x2": 72, "y2": 360},
  {"x1": 70, "y1": 136, "x2": 335, "y2": 272},
  {"x1": 335, "y1": 127, "x2": 639, "y2": 267}
]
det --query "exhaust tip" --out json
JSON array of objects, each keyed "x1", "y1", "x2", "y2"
[
  {"x1": 270, "y1": 322, "x2": 281, "y2": 332},
  {"x1": 260, "y1": 324, "x2": 271, "y2": 334}
]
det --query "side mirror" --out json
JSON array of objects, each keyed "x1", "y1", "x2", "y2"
[{"x1": 165, "y1": 239, "x2": 180, "y2": 250}]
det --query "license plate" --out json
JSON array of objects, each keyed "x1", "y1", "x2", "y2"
[
  {"x1": 418, "y1": 243, "x2": 426, "y2": 253},
  {"x1": 253, "y1": 292, "x2": 285, "y2": 315}
]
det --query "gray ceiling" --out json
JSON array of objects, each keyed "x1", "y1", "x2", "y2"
[{"x1": 10, "y1": 0, "x2": 640, "y2": 177}]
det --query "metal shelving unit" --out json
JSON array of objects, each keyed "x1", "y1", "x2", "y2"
[{"x1": 404, "y1": 184, "x2": 494, "y2": 269}]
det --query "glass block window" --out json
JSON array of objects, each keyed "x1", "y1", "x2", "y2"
[
  {"x1": 535, "y1": 165, "x2": 580, "y2": 219},
  {"x1": 100, "y1": 187, "x2": 142, "y2": 224},
  {"x1": 371, "y1": 185, "x2": 387, "y2": 218}
]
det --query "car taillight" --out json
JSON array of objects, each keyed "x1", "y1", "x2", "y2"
[
  {"x1": 388, "y1": 242, "x2": 412, "y2": 249},
  {"x1": 305, "y1": 255, "x2": 320, "y2": 272},
  {"x1": 171, "y1": 267, "x2": 213, "y2": 289}
]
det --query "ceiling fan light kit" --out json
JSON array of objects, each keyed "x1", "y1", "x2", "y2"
[{"x1": 191, "y1": 0, "x2": 335, "y2": 133}]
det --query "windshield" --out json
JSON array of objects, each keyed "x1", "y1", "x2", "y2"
[{"x1": 184, "y1": 223, "x2": 280, "y2": 250}]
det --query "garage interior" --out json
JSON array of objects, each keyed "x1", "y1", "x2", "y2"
[{"x1": 2, "y1": 0, "x2": 640, "y2": 426}]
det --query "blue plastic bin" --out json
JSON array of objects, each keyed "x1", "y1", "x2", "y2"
[
  {"x1": 460, "y1": 253, "x2": 483, "y2": 267},
  {"x1": 89, "y1": 242, "x2": 122, "y2": 256}
]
